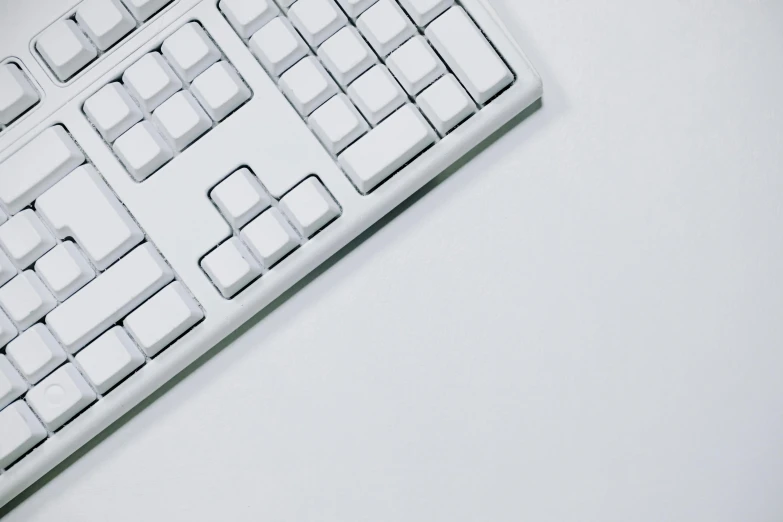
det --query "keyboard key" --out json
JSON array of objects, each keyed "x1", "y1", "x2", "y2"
[
  {"x1": 122, "y1": 52, "x2": 182, "y2": 112},
  {"x1": 240, "y1": 208, "x2": 299, "y2": 268},
  {"x1": 426, "y1": 6, "x2": 513, "y2": 104},
  {"x1": 339, "y1": 104, "x2": 436, "y2": 193},
  {"x1": 279, "y1": 57, "x2": 338, "y2": 116},
  {"x1": 288, "y1": 0, "x2": 346, "y2": 47},
  {"x1": 318, "y1": 26, "x2": 376, "y2": 87},
  {"x1": 347, "y1": 65, "x2": 405, "y2": 125},
  {"x1": 335, "y1": 0, "x2": 378, "y2": 19},
  {"x1": 387, "y1": 36, "x2": 446, "y2": 95},
  {"x1": 0, "y1": 250, "x2": 17, "y2": 288},
  {"x1": 190, "y1": 62, "x2": 251, "y2": 121},
  {"x1": 161, "y1": 22, "x2": 221, "y2": 82},
  {"x1": 0, "y1": 272, "x2": 56, "y2": 331},
  {"x1": 279, "y1": 177, "x2": 340, "y2": 238},
  {"x1": 46, "y1": 244, "x2": 173, "y2": 353},
  {"x1": 75, "y1": 0, "x2": 135, "y2": 51},
  {"x1": 0, "y1": 126, "x2": 84, "y2": 214},
  {"x1": 120, "y1": 0, "x2": 171, "y2": 21},
  {"x1": 36, "y1": 19, "x2": 97, "y2": 81},
  {"x1": 0, "y1": 210, "x2": 56, "y2": 269},
  {"x1": 210, "y1": 168, "x2": 271, "y2": 229},
  {"x1": 201, "y1": 238, "x2": 261, "y2": 298},
  {"x1": 398, "y1": 0, "x2": 452, "y2": 26},
  {"x1": 0, "y1": 309, "x2": 18, "y2": 347},
  {"x1": 35, "y1": 242, "x2": 96, "y2": 301},
  {"x1": 83, "y1": 82, "x2": 143, "y2": 142},
  {"x1": 308, "y1": 94, "x2": 368, "y2": 154},
  {"x1": 417, "y1": 74, "x2": 475, "y2": 135},
  {"x1": 114, "y1": 121, "x2": 173, "y2": 181},
  {"x1": 248, "y1": 17, "x2": 308, "y2": 77},
  {"x1": 124, "y1": 282, "x2": 203, "y2": 356},
  {"x1": 0, "y1": 402, "x2": 46, "y2": 469},
  {"x1": 219, "y1": 0, "x2": 279, "y2": 39},
  {"x1": 76, "y1": 327, "x2": 144, "y2": 393},
  {"x1": 36, "y1": 165, "x2": 144, "y2": 271},
  {"x1": 357, "y1": 0, "x2": 415, "y2": 57},
  {"x1": 152, "y1": 91, "x2": 212, "y2": 151},
  {"x1": 6, "y1": 324, "x2": 67, "y2": 384},
  {"x1": 0, "y1": 63, "x2": 39, "y2": 125},
  {"x1": 0, "y1": 356, "x2": 27, "y2": 410},
  {"x1": 26, "y1": 363, "x2": 96, "y2": 431}
]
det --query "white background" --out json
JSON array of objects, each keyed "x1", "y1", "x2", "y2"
[{"x1": 4, "y1": 0, "x2": 783, "y2": 520}]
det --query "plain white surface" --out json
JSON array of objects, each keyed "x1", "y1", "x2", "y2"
[{"x1": 3, "y1": 0, "x2": 783, "y2": 520}]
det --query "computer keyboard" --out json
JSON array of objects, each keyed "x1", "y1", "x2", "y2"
[{"x1": 0, "y1": 0, "x2": 541, "y2": 506}]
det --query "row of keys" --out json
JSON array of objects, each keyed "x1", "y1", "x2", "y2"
[{"x1": 0, "y1": 62, "x2": 40, "y2": 128}]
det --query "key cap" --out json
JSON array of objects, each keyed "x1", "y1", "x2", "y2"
[
  {"x1": 339, "y1": 104, "x2": 436, "y2": 193},
  {"x1": 210, "y1": 168, "x2": 271, "y2": 229},
  {"x1": 124, "y1": 282, "x2": 203, "y2": 356},
  {"x1": 201, "y1": 238, "x2": 261, "y2": 298},
  {"x1": 0, "y1": 309, "x2": 17, "y2": 347},
  {"x1": 191, "y1": 62, "x2": 251, "y2": 121},
  {"x1": 219, "y1": 0, "x2": 280, "y2": 39},
  {"x1": 357, "y1": 0, "x2": 416, "y2": 57},
  {"x1": 0, "y1": 126, "x2": 84, "y2": 215},
  {"x1": 417, "y1": 74, "x2": 475, "y2": 135},
  {"x1": 280, "y1": 178, "x2": 340, "y2": 238},
  {"x1": 426, "y1": 7, "x2": 513, "y2": 105},
  {"x1": 152, "y1": 91, "x2": 212, "y2": 151},
  {"x1": 26, "y1": 363, "x2": 96, "y2": 431},
  {"x1": 120, "y1": 0, "x2": 171, "y2": 21},
  {"x1": 309, "y1": 93, "x2": 368, "y2": 154},
  {"x1": 83, "y1": 82, "x2": 143, "y2": 142},
  {"x1": 161, "y1": 22, "x2": 221, "y2": 83},
  {"x1": 248, "y1": 17, "x2": 308, "y2": 77},
  {"x1": 0, "y1": 272, "x2": 57, "y2": 331},
  {"x1": 288, "y1": 0, "x2": 347, "y2": 47},
  {"x1": 0, "y1": 63, "x2": 39, "y2": 125},
  {"x1": 0, "y1": 210, "x2": 56, "y2": 269},
  {"x1": 46, "y1": 244, "x2": 173, "y2": 353},
  {"x1": 36, "y1": 165, "x2": 143, "y2": 271},
  {"x1": 279, "y1": 57, "x2": 338, "y2": 116},
  {"x1": 0, "y1": 356, "x2": 26, "y2": 410},
  {"x1": 113, "y1": 121, "x2": 173, "y2": 181},
  {"x1": 75, "y1": 0, "x2": 136, "y2": 51},
  {"x1": 335, "y1": 0, "x2": 378, "y2": 19},
  {"x1": 0, "y1": 402, "x2": 47, "y2": 469},
  {"x1": 318, "y1": 26, "x2": 376, "y2": 87},
  {"x1": 240, "y1": 208, "x2": 299, "y2": 268},
  {"x1": 36, "y1": 19, "x2": 97, "y2": 81},
  {"x1": 35, "y1": 242, "x2": 96, "y2": 301},
  {"x1": 398, "y1": 0, "x2": 452, "y2": 26},
  {"x1": 122, "y1": 52, "x2": 182, "y2": 113},
  {"x1": 0, "y1": 250, "x2": 17, "y2": 288},
  {"x1": 6, "y1": 324, "x2": 67, "y2": 384},
  {"x1": 387, "y1": 36, "x2": 446, "y2": 95},
  {"x1": 347, "y1": 65, "x2": 406, "y2": 125},
  {"x1": 76, "y1": 327, "x2": 144, "y2": 393}
]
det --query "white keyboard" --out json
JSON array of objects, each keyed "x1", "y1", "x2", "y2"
[{"x1": 0, "y1": 0, "x2": 541, "y2": 507}]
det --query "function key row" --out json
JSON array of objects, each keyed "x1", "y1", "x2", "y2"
[{"x1": 0, "y1": 61, "x2": 40, "y2": 129}]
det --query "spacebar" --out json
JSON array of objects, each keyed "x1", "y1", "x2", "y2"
[{"x1": 46, "y1": 244, "x2": 174, "y2": 354}]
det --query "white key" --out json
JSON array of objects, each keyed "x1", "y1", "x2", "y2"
[
  {"x1": 0, "y1": 309, "x2": 17, "y2": 347},
  {"x1": 219, "y1": 0, "x2": 279, "y2": 39},
  {"x1": 0, "y1": 250, "x2": 16, "y2": 289},
  {"x1": 426, "y1": 6, "x2": 513, "y2": 104},
  {"x1": 387, "y1": 36, "x2": 446, "y2": 95},
  {"x1": 279, "y1": 57, "x2": 338, "y2": 116},
  {"x1": 417, "y1": 74, "x2": 475, "y2": 135},
  {"x1": 35, "y1": 241, "x2": 96, "y2": 301},
  {"x1": 0, "y1": 356, "x2": 26, "y2": 410},
  {"x1": 0, "y1": 63, "x2": 39, "y2": 125},
  {"x1": 0, "y1": 402, "x2": 46, "y2": 469},
  {"x1": 36, "y1": 19, "x2": 97, "y2": 82},
  {"x1": 83, "y1": 82, "x2": 143, "y2": 142},
  {"x1": 191, "y1": 62, "x2": 251, "y2": 121},
  {"x1": 288, "y1": 0, "x2": 347, "y2": 47},
  {"x1": 398, "y1": 0, "x2": 452, "y2": 26},
  {"x1": 26, "y1": 363, "x2": 96, "y2": 431},
  {"x1": 0, "y1": 210, "x2": 56, "y2": 269},
  {"x1": 280, "y1": 178, "x2": 340, "y2": 238},
  {"x1": 113, "y1": 121, "x2": 173, "y2": 181},
  {"x1": 248, "y1": 17, "x2": 308, "y2": 77},
  {"x1": 309, "y1": 94, "x2": 368, "y2": 154},
  {"x1": 339, "y1": 104, "x2": 436, "y2": 193},
  {"x1": 124, "y1": 282, "x2": 203, "y2": 356},
  {"x1": 0, "y1": 126, "x2": 84, "y2": 214},
  {"x1": 76, "y1": 327, "x2": 144, "y2": 393},
  {"x1": 120, "y1": 0, "x2": 171, "y2": 21},
  {"x1": 75, "y1": 0, "x2": 136, "y2": 51},
  {"x1": 46, "y1": 244, "x2": 173, "y2": 353},
  {"x1": 357, "y1": 0, "x2": 416, "y2": 57},
  {"x1": 36, "y1": 165, "x2": 143, "y2": 271},
  {"x1": 6, "y1": 324, "x2": 67, "y2": 384},
  {"x1": 347, "y1": 65, "x2": 405, "y2": 125},
  {"x1": 240, "y1": 208, "x2": 299, "y2": 268},
  {"x1": 335, "y1": 0, "x2": 378, "y2": 19},
  {"x1": 161, "y1": 22, "x2": 221, "y2": 83},
  {"x1": 201, "y1": 238, "x2": 261, "y2": 298},
  {"x1": 210, "y1": 168, "x2": 271, "y2": 229},
  {"x1": 122, "y1": 52, "x2": 182, "y2": 112},
  {"x1": 318, "y1": 26, "x2": 376, "y2": 87},
  {"x1": 152, "y1": 91, "x2": 212, "y2": 151},
  {"x1": 0, "y1": 272, "x2": 56, "y2": 331}
]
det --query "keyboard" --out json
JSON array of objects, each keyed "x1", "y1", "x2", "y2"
[{"x1": 0, "y1": 0, "x2": 541, "y2": 506}]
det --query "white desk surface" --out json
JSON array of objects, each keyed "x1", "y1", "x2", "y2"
[{"x1": 4, "y1": 0, "x2": 783, "y2": 520}]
